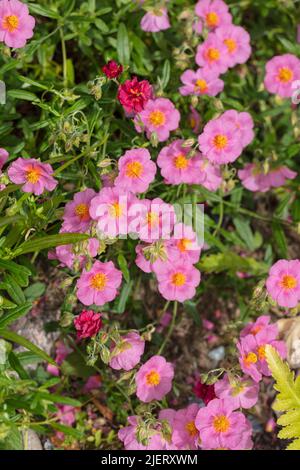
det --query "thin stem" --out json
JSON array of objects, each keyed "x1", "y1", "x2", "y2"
[
  {"x1": 213, "y1": 190, "x2": 224, "y2": 237},
  {"x1": 157, "y1": 301, "x2": 178, "y2": 355},
  {"x1": 60, "y1": 28, "x2": 68, "y2": 88}
]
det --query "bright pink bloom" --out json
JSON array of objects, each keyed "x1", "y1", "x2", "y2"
[
  {"x1": 264, "y1": 54, "x2": 300, "y2": 98},
  {"x1": 196, "y1": 35, "x2": 229, "y2": 75},
  {"x1": 135, "y1": 355, "x2": 174, "y2": 403},
  {"x1": 238, "y1": 163, "x2": 297, "y2": 192},
  {"x1": 83, "y1": 375, "x2": 101, "y2": 393},
  {"x1": 213, "y1": 25, "x2": 251, "y2": 68},
  {"x1": 195, "y1": 0, "x2": 232, "y2": 31},
  {"x1": 0, "y1": 0, "x2": 35, "y2": 48},
  {"x1": 188, "y1": 107, "x2": 201, "y2": 133},
  {"x1": 198, "y1": 114, "x2": 243, "y2": 164},
  {"x1": 76, "y1": 260, "x2": 122, "y2": 306},
  {"x1": 157, "y1": 140, "x2": 204, "y2": 185},
  {"x1": 118, "y1": 416, "x2": 169, "y2": 450},
  {"x1": 89, "y1": 187, "x2": 138, "y2": 237},
  {"x1": 193, "y1": 378, "x2": 216, "y2": 404},
  {"x1": 135, "y1": 98, "x2": 180, "y2": 142},
  {"x1": 0, "y1": 148, "x2": 8, "y2": 170},
  {"x1": 57, "y1": 405, "x2": 76, "y2": 427},
  {"x1": 165, "y1": 223, "x2": 202, "y2": 265},
  {"x1": 114, "y1": 148, "x2": 156, "y2": 194},
  {"x1": 179, "y1": 68, "x2": 224, "y2": 97},
  {"x1": 109, "y1": 332, "x2": 145, "y2": 371},
  {"x1": 118, "y1": 76, "x2": 152, "y2": 114},
  {"x1": 266, "y1": 259, "x2": 300, "y2": 308},
  {"x1": 135, "y1": 241, "x2": 171, "y2": 274},
  {"x1": 102, "y1": 60, "x2": 123, "y2": 79},
  {"x1": 8, "y1": 158, "x2": 57, "y2": 195},
  {"x1": 195, "y1": 398, "x2": 253, "y2": 450},
  {"x1": 62, "y1": 189, "x2": 96, "y2": 233},
  {"x1": 240, "y1": 315, "x2": 278, "y2": 340},
  {"x1": 191, "y1": 157, "x2": 223, "y2": 191},
  {"x1": 215, "y1": 374, "x2": 259, "y2": 410},
  {"x1": 172, "y1": 404, "x2": 201, "y2": 450},
  {"x1": 49, "y1": 238, "x2": 99, "y2": 270},
  {"x1": 133, "y1": 198, "x2": 176, "y2": 242},
  {"x1": 140, "y1": 8, "x2": 170, "y2": 33},
  {"x1": 156, "y1": 259, "x2": 201, "y2": 302},
  {"x1": 237, "y1": 334, "x2": 287, "y2": 382},
  {"x1": 74, "y1": 310, "x2": 102, "y2": 339},
  {"x1": 222, "y1": 110, "x2": 254, "y2": 148}
]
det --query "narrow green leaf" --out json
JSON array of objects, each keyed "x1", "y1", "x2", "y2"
[
  {"x1": 13, "y1": 233, "x2": 89, "y2": 257},
  {"x1": 0, "y1": 329, "x2": 56, "y2": 365},
  {"x1": 117, "y1": 23, "x2": 130, "y2": 65}
]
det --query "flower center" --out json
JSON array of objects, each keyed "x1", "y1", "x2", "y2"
[
  {"x1": 280, "y1": 274, "x2": 297, "y2": 290},
  {"x1": 194, "y1": 78, "x2": 208, "y2": 93},
  {"x1": 109, "y1": 202, "x2": 123, "y2": 218},
  {"x1": 125, "y1": 161, "x2": 143, "y2": 178},
  {"x1": 3, "y1": 15, "x2": 19, "y2": 33},
  {"x1": 90, "y1": 273, "x2": 108, "y2": 291},
  {"x1": 277, "y1": 67, "x2": 293, "y2": 83},
  {"x1": 146, "y1": 212, "x2": 159, "y2": 227},
  {"x1": 257, "y1": 345, "x2": 266, "y2": 361},
  {"x1": 177, "y1": 238, "x2": 192, "y2": 252},
  {"x1": 213, "y1": 134, "x2": 228, "y2": 150},
  {"x1": 185, "y1": 421, "x2": 198, "y2": 437},
  {"x1": 75, "y1": 203, "x2": 90, "y2": 221},
  {"x1": 224, "y1": 38, "x2": 237, "y2": 53},
  {"x1": 171, "y1": 272, "x2": 186, "y2": 287},
  {"x1": 206, "y1": 47, "x2": 220, "y2": 62},
  {"x1": 25, "y1": 167, "x2": 41, "y2": 184},
  {"x1": 206, "y1": 12, "x2": 219, "y2": 27},
  {"x1": 213, "y1": 415, "x2": 230, "y2": 433},
  {"x1": 148, "y1": 110, "x2": 166, "y2": 127},
  {"x1": 173, "y1": 154, "x2": 189, "y2": 169},
  {"x1": 244, "y1": 352, "x2": 258, "y2": 367},
  {"x1": 145, "y1": 370, "x2": 161, "y2": 386},
  {"x1": 231, "y1": 382, "x2": 245, "y2": 396}
]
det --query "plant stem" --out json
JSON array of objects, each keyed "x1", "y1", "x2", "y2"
[
  {"x1": 157, "y1": 301, "x2": 178, "y2": 355},
  {"x1": 60, "y1": 28, "x2": 68, "y2": 88}
]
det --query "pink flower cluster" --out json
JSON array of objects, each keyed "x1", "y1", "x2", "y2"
[
  {"x1": 238, "y1": 163, "x2": 297, "y2": 192},
  {"x1": 0, "y1": 0, "x2": 35, "y2": 48}
]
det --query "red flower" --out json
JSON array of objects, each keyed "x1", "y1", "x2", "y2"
[
  {"x1": 102, "y1": 60, "x2": 123, "y2": 79},
  {"x1": 74, "y1": 310, "x2": 102, "y2": 339},
  {"x1": 193, "y1": 378, "x2": 216, "y2": 405},
  {"x1": 117, "y1": 76, "x2": 152, "y2": 114}
]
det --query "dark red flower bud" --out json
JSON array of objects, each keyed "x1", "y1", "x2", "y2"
[
  {"x1": 102, "y1": 60, "x2": 123, "y2": 79},
  {"x1": 74, "y1": 310, "x2": 102, "y2": 339}
]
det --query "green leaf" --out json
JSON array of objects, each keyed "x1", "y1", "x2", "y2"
[
  {"x1": 233, "y1": 217, "x2": 256, "y2": 251},
  {"x1": 1, "y1": 274, "x2": 26, "y2": 305},
  {"x1": 198, "y1": 252, "x2": 268, "y2": 276},
  {"x1": 36, "y1": 392, "x2": 81, "y2": 407},
  {"x1": 7, "y1": 89, "x2": 40, "y2": 102},
  {"x1": 0, "y1": 303, "x2": 32, "y2": 328},
  {"x1": 272, "y1": 222, "x2": 287, "y2": 258},
  {"x1": 160, "y1": 60, "x2": 170, "y2": 90},
  {"x1": 117, "y1": 23, "x2": 130, "y2": 65},
  {"x1": 24, "y1": 282, "x2": 46, "y2": 301},
  {"x1": 117, "y1": 254, "x2": 130, "y2": 283},
  {"x1": 49, "y1": 423, "x2": 82, "y2": 439},
  {"x1": 0, "y1": 329, "x2": 56, "y2": 365},
  {"x1": 13, "y1": 233, "x2": 89, "y2": 257},
  {"x1": 116, "y1": 280, "x2": 132, "y2": 314},
  {"x1": 28, "y1": 4, "x2": 60, "y2": 19},
  {"x1": 8, "y1": 351, "x2": 29, "y2": 380}
]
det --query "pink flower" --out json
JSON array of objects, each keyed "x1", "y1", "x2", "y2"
[
  {"x1": 83, "y1": 375, "x2": 101, "y2": 393},
  {"x1": 62, "y1": 189, "x2": 96, "y2": 233},
  {"x1": 157, "y1": 140, "x2": 204, "y2": 185},
  {"x1": 264, "y1": 54, "x2": 300, "y2": 98},
  {"x1": 188, "y1": 107, "x2": 201, "y2": 133},
  {"x1": 76, "y1": 260, "x2": 122, "y2": 306},
  {"x1": 195, "y1": 0, "x2": 232, "y2": 31},
  {"x1": 135, "y1": 355, "x2": 174, "y2": 402},
  {"x1": 198, "y1": 114, "x2": 243, "y2": 164},
  {"x1": 74, "y1": 310, "x2": 102, "y2": 339},
  {"x1": 213, "y1": 25, "x2": 251, "y2": 68},
  {"x1": 118, "y1": 416, "x2": 169, "y2": 450},
  {"x1": 196, "y1": 35, "x2": 229, "y2": 75},
  {"x1": 133, "y1": 198, "x2": 176, "y2": 242},
  {"x1": 195, "y1": 398, "x2": 253, "y2": 450},
  {"x1": 156, "y1": 259, "x2": 201, "y2": 302},
  {"x1": 0, "y1": 0, "x2": 35, "y2": 48},
  {"x1": 237, "y1": 334, "x2": 286, "y2": 382},
  {"x1": 190, "y1": 156, "x2": 222, "y2": 191},
  {"x1": 47, "y1": 340, "x2": 71, "y2": 377},
  {"x1": 135, "y1": 98, "x2": 180, "y2": 142},
  {"x1": 89, "y1": 187, "x2": 138, "y2": 237},
  {"x1": 140, "y1": 8, "x2": 170, "y2": 33},
  {"x1": 266, "y1": 259, "x2": 300, "y2": 308},
  {"x1": 172, "y1": 404, "x2": 201, "y2": 450},
  {"x1": 109, "y1": 332, "x2": 145, "y2": 371},
  {"x1": 57, "y1": 405, "x2": 76, "y2": 427},
  {"x1": 165, "y1": 223, "x2": 202, "y2": 265},
  {"x1": 222, "y1": 110, "x2": 254, "y2": 148},
  {"x1": 114, "y1": 148, "x2": 156, "y2": 194},
  {"x1": 118, "y1": 76, "x2": 152, "y2": 114},
  {"x1": 49, "y1": 238, "x2": 99, "y2": 270},
  {"x1": 0, "y1": 148, "x2": 8, "y2": 170},
  {"x1": 8, "y1": 158, "x2": 57, "y2": 195},
  {"x1": 238, "y1": 164, "x2": 297, "y2": 192},
  {"x1": 135, "y1": 241, "x2": 171, "y2": 274},
  {"x1": 179, "y1": 68, "x2": 224, "y2": 97},
  {"x1": 215, "y1": 374, "x2": 259, "y2": 410},
  {"x1": 240, "y1": 315, "x2": 278, "y2": 340}
]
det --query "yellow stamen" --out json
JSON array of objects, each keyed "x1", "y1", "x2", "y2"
[
  {"x1": 75, "y1": 203, "x2": 90, "y2": 221},
  {"x1": 213, "y1": 134, "x2": 228, "y2": 150},
  {"x1": 194, "y1": 78, "x2": 208, "y2": 93},
  {"x1": 146, "y1": 212, "x2": 159, "y2": 227},
  {"x1": 25, "y1": 167, "x2": 41, "y2": 184},
  {"x1": 224, "y1": 38, "x2": 237, "y2": 53},
  {"x1": 280, "y1": 274, "x2": 297, "y2": 290},
  {"x1": 177, "y1": 238, "x2": 192, "y2": 252},
  {"x1": 206, "y1": 12, "x2": 219, "y2": 28},
  {"x1": 244, "y1": 352, "x2": 257, "y2": 367},
  {"x1": 3, "y1": 15, "x2": 19, "y2": 33},
  {"x1": 109, "y1": 202, "x2": 123, "y2": 218},
  {"x1": 145, "y1": 370, "x2": 161, "y2": 386},
  {"x1": 257, "y1": 345, "x2": 266, "y2": 361},
  {"x1": 173, "y1": 154, "x2": 189, "y2": 169},
  {"x1": 125, "y1": 161, "x2": 143, "y2": 178},
  {"x1": 185, "y1": 421, "x2": 198, "y2": 437},
  {"x1": 277, "y1": 67, "x2": 293, "y2": 83},
  {"x1": 90, "y1": 273, "x2": 108, "y2": 291},
  {"x1": 171, "y1": 272, "x2": 186, "y2": 287},
  {"x1": 148, "y1": 110, "x2": 166, "y2": 127},
  {"x1": 206, "y1": 47, "x2": 220, "y2": 62},
  {"x1": 213, "y1": 415, "x2": 230, "y2": 433}
]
